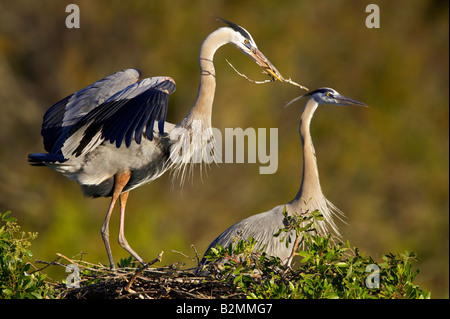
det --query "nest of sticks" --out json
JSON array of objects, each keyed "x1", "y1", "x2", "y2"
[{"x1": 36, "y1": 251, "x2": 242, "y2": 299}]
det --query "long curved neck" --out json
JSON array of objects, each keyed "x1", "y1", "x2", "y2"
[
  {"x1": 290, "y1": 98, "x2": 323, "y2": 210},
  {"x1": 183, "y1": 28, "x2": 232, "y2": 127}
]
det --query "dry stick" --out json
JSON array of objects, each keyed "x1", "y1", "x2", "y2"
[
  {"x1": 56, "y1": 252, "x2": 110, "y2": 273},
  {"x1": 226, "y1": 59, "x2": 275, "y2": 84},
  {"x1": 171, "y1": 245, "x2": 201, "y2": 265},
  {"x1": 225, "y1": 59, "x2": 309, "y2": 91},
  {"x1": 191, "y1": 244, "x2": 200, "y2": 265},
  {"x1": 172, "y1": 249, "x2": 194, "y2": 262},
  {"x1": 125, "y1": 251, "x2": 164, "y2": 293},
  {"x1": 32, "y1": 255, "x2": 64, "y2": 274},
  {"x1": 282, "y1": 77, "x2": 309, "y2": 91}
]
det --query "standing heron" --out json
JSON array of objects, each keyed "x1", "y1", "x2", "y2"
[
  {"x1": 201, "y1": 88, "x2": 366, "y2": 267},
  {"x1": 28, "y1": 19, "x2": 285, "y2": 269}
]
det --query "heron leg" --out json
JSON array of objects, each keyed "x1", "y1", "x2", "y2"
[
  {"x1": 101, "y1": 193, "x2": 118, "y2": 269},
  {"x1": 117, "y1": 190, "x2": 146, "y2": 265},
  {"x1": 100, "y1": 171, "x2": 131, "y2": 269}
]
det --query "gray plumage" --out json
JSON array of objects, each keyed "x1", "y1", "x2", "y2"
[
  {"x1": 28, "y1": 20, "x2": 284, "y2": 269},
  {"x1": 201, "y1": 88, "x2": 366, "y2": 266}
]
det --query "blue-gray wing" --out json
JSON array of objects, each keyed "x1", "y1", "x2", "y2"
[
  {"x1": 201, "y1": 206, "x2": 295, "y2": 265},
  {"x1": 61, "y1": 76, "x2": 176, "y2": 158},
  {"x1": 41, "y1": 69, "x2": 142, "y2": 153}
]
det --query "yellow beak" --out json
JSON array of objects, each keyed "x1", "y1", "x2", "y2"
[{"x1": 251, "y1": 48, "x2": 284, "y2": 82}]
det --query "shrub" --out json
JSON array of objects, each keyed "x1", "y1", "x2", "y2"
[
  {"x1": 202, "y1": 210, "x2": 431, "y2": 299},
  {"x1": 0, "y1": 211, "x2": 55, "y2": 299},
  {"x1": 1, "y1": 209, "x2": 430, "y2": 299}
]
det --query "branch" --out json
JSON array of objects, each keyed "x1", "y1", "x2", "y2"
[
  {"x1": 283, "y1": 78, "x2": 309, "y2": 91},
  {"x1": 191, "y1": 244, "x2": 201, "y2": 266},
  {"x1": 286, "y1": 235, "x2": 303, "y2": 268},
  {"x1": 125, "y1": 251, "x2": 164, "y2": 293},
  {"x1": 226, "y1": 59, "x2": 309, "y2": 91},
  {"x1": 226, "y1": 59, "x2": 275, "y2": 84},
  {"x1": 32, "y1": 255, "x2": 63, "y2": 274}
]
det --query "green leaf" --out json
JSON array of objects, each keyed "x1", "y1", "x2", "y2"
[
  {"x1": 1, "y1": 211, "x2": 17, "y2": 223},
  {"x1": 298, "y1": 251, "x2": 311, "y2": 263},
  {"x1": 335, "y1": 262, "x2": 349, "y2": 268},
  {"x1": 2, "y1": 288, "x2": 13, "y2": 297}
]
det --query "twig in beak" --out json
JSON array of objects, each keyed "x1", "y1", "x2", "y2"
[
  {"x1": 226, "y1": 59, "x2": 275, "y2": 84},
  {"x1": 226, "y1": 59, "x2": 309, "y2": 91},
  {"x1": 283, "y1": 78, "x2": 309, "y2": 91}
]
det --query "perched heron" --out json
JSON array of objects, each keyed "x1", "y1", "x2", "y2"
[
  {"x1": 28, "y1": 19, "x2": 284, "y2": 269},
  {"x1": 201, "y1": 88, "x2": 366, "y2": 267}
]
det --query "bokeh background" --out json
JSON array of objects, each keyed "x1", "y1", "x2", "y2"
[{"x1": 0, "y1": 0, "x2": 448, "y2": 297}]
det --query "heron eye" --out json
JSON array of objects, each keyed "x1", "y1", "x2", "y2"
[
  {"x1": 244, "y1": 39, "x2": 250, "y2": 45},
  {"x1": 325, "y1": 92, "x2": 331, "y2": 97}
]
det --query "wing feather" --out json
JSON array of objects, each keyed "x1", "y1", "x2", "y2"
[
  {"x1": 63, "y1": 76, "x2": 176, "y2": 158},
  {"x1": 41, "y1": 69, "x2": 141, "y2": 154}
]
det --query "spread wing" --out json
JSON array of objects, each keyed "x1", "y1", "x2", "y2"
[
  {"x1": 41, "y1": 69, "x2": 143, "y2": 154},
  {"x1": 41, "y1": 70, "x2": 176, "y2": 159},
  {"x1": 61, "y1": 76, "x2": 176, "y2": 158}
]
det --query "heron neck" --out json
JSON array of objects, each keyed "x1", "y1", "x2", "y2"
[
  {"x1": 290, "y1": 98, "x2": 323, "y2": 212},
  {"x1": 185, "y1": 28, "x2": 231, "y2": 127}
]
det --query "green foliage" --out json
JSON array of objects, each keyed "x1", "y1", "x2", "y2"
[
  {"x1": 0, "y1": 211, "x2": 55, "y2": 299},
  {"x1": 0, "y1": 211, "x2": 430, "y2": 299},
  {"x1": 203, "y1": 211, "x2": 431, "y2": 299},
  {"x1": 116, "y1": 256, "x2": 141, "y2": 269}
]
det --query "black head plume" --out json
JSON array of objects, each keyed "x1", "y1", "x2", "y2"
[{"x1": 216, "y1": 18, "x2": 252, "y2": 41}]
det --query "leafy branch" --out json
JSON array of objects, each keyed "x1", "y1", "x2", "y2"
[
  {"x1": 0, "y1": 211, "x2": 55, "y2": 299},
  {"x1": 203, "y1": 209, "x2": 430, "y2": 299}
]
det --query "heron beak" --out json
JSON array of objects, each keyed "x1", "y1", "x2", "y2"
[
  {"x1": 250, "y1": 48, "x2": 284, "y2": 82},
  {"x1": 335, "y1": 94, "x2": 368, "y2": 107}
]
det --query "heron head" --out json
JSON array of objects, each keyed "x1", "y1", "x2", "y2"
[
  {"x1": 301, "y1": 88, "x2": 367, "y2": 107},
  {"x1": 218, "y1": 18, "x2": 284, "y2": 82}
]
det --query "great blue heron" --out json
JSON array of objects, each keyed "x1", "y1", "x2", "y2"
[
  {"x1": 28, "y1": 19, "x2": 285, "y2": 269},
  {"x1": 201, "y1": 88, "x2": 366, "y2": 267}
]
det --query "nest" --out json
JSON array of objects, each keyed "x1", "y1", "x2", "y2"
[{"x1": 36, "y1": 252, "x2": 243, "y2": 299}]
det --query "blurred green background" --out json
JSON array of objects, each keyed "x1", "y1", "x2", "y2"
[{"x1": 0, "y1": 0, "x2": 448, "y2": 297}]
